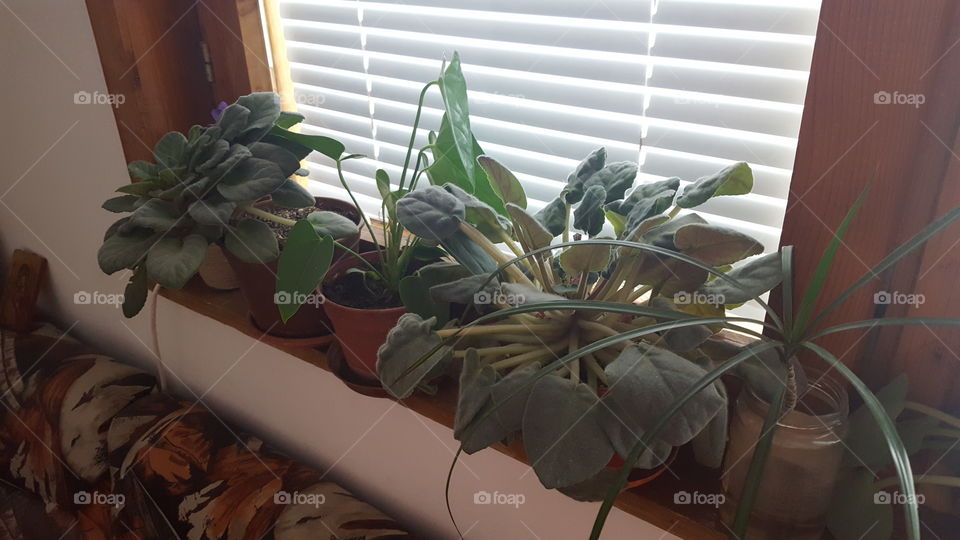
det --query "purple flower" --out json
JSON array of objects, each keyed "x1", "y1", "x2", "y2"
[{"x1": 210, "y1": 101, "x2": 229, "y2": 123}]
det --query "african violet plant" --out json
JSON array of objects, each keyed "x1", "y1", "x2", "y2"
[
  {"x1": 378, "y1": 146, "x2": 960, "y2": 539},
  {"x1": 97, "y1": 92, "x2": 357, "y2": 318},
  {"x1": 377, "y1": 152, "x2": 777, "y2": 492}
]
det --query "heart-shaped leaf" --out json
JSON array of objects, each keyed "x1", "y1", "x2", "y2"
[
  {"x1": 443, "y1": 184, "x2": 510, "y2": 240},
  {"x1": 276, "y1": 220, "x2": 334, "y2": 322},
  {"x1": 145, "y1": 234, "x2": 208, "y2": 288},
  {"x1": 396, "y1": 186, "x2": 465, "y2": 241},
  {"x1": 154, "y1": 132, "x2": 188, "y2": 169},
  {"x1": 376, "y1": 313, "x2": 452, "y2": 398},
  {"x1": 506, "y1": 203, "x2": 554, "y2": 251},
  {"x1": 460, "y1": 362, "x2": 540, "y2": 454},
  {"x1": 676, "y1": 161, "x2": 753, "y2": 208},
  {"x1": 673, "y1": 223, "x2": 764, "y2": 266},
  {"x1": 270, "y1": 178, "x2": 315, "y2": 209},
  {"x1": 236, "y1": 92, "x2": 282, "y2": 137},
  {"x1": 217, "y1": 157, "x2": 287, "y2": 202},
  {"x1": 573, "y1": 185, "x2": 607, "y2": 236},
  {"x1": 429, "y1": 273, "x2": 498, "y2": 305},
  {"x1": 563, "y1": 147, "x2": 607, "y2": 203},
  {"x1": 522, "y1": 376, "x2": 614, "y2": 488},
  {"x1": 534, "y1": 197, "x2": 567, "y2": 237},
  {"x1": 454, "y1": 349, "x2": 497, "y2": 439},
  {"x1": 697, "y1": 252, "x2": 782, "y2": 305},
  {"x1": 602, "y1": 344, "x2": 725, "y2": 446},
  {"x1": 129, "y1": 199, "x2": 181, "y2": 231},
  {"x1": 128, "y1": 161, "x2": 159, "y2": 181},
  {"x1": 98, "y1": 227, "x2": 156, "y2": 274},
  {"x1": 584, "y1": 161, "x2": 637, "y2": 203},
  {"x1": 478, "y1": 155, "x2": 527, "y2": 208},
  {"x1": 208, "y1": 144, "x2": 253, "y2": 182},
  {"x1": 559, "y1": 242, "x2": 611, "y2": 274},
  {"x1": 102, "y1": 195, "x2": 142, "y2": 213},
  {"x1": 187, "y1": 199, "x2": 235, "y2": 226},
  {"x1": 224, "y1": 218, "x2": 279, "y2": 263},
  {"x1": 306, "y1": 211, "x2": 359, "y2": 239},
  {"x1": 121, "y1": 265, "x2": 149, "y2": 318},
  {"x1": 249, "y1": 142, "x2": 301, "y2": 177}
]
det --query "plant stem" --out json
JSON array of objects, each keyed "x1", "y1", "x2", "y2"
[
  {"x1": 585, "y1": 354, "x2": 609, "y2": 386},
  {"x1": 874, "y1": 475, "x2": 960, "y2": 491},
  {"x1": 667, "y1": 206, "x2": 681, "y2": 218},
  {"x1": 490, "y1": 343, "x2": 566, "y2": 371},
  {"x1": 905, "y1": 401, "x2": 960, "y2": 429},
  {"x1": 562, "y1": 202, "x2": 571, "y2": 243},
  {"x1": 452, "y1": 343, "x2": 539, "y2": 358},
  {"x1": 437, "y1": 324, "x2": 558, "y2": 338},
  {"x1": 334, "y1": 159, "x2": 387, "y2": 269},
  {"x1": 399, "y1": 80, "x2": 438, "y2": 191},
  {"x1": 568, "y1": 328, "x2": 580, "y2": 382},
  {"x1": 458, "y1": 223, "x2": 536, "y2": 287}
]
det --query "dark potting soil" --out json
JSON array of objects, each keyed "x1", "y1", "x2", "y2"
[
  {"x1": 254, "y1": 205, "x2": 360, "y2": 240},
  {"x1": 323, "y1": 269, "x2": 403, "y2": 309}
]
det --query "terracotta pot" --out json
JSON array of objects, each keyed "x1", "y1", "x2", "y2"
[
  {"x1": 321, "y1": 251, "x2": 405, "y2": 381},
  {"x1": 607, "y1": 448, "x2": 677, "y2": 489},
  {"x1": 226, "y1": 197, "x2": 361, "y2": 339},
  {"x1": 198, "y1": 244, "x2": 240, "y2": 290}
]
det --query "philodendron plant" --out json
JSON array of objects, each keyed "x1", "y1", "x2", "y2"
[
  {"x1": 378, "y1": 145, "x2": 960, "y2": 538},
  {"x1": 377, "y1": 152, "x2": 777, "y2": 489},
  {"x1": 97, "y1": 92, "x2": 358, "y2": 318}
]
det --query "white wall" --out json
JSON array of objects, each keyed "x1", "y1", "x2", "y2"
[{"x1": 0, "y1": 2, "x2": 676, "y2": 538}]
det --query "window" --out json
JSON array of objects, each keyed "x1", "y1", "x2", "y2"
[{"x1": 274, "y1": 0, "x2": 821, "y2": 253}]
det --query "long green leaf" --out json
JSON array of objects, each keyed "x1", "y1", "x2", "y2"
[
  {"x1": 793, "y1": 187, "x2": 869, "y2": 339},
  {"x1": 730, "y1": 384, "x2": 786, "y2": 538},
  {"x1": 466, "y1": 238, "x2": 784, "y2": 332},
  {"x1": 780, "y1": 246, "x2": 794, "y2": 333},
  {"x1": 806, "y1": 205, "x2": 960, "y2": 334},
  {"x1": 438, "y1": 52, "x2": 477, "y2": 189},
  {"x1": 269, "y1": 125, "x2": 344, "y2": 161},
  {"x1": 588, "y1": 342, "x2": 782, "y2": 539},
  {"x1": 812, "y1": 317, "x2": 960, "y2": 340},
  {"x1": 801, "y1": 341, "x2": 920, "y2": 540}
]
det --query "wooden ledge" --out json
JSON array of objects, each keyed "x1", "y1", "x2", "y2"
[{"x1": 160, "y1": 279, "x2": 726, "y2": 539}]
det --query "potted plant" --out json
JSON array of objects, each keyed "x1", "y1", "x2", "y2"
[
  {"x1": 268, "y1": 52, "x2": 511, "y2": 380},
  {"x1": 379, "y1": 146, "x2": 960, "y2": 538},
  {"x1": 377, "y1": 151, "x2": 774, "y2": 496},
  {"x1": 96, "y1": 92, "x2": 358, "y2": 334}
]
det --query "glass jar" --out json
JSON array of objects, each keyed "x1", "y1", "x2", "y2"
[{"x1": 720, "y1": 369, "x2": 849, "y2": 539}]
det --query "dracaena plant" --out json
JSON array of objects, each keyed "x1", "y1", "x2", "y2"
[
  {"x1": 97, "y1": 92, "x2": 358, "y2": 318},
  {"x1": 828, "y1": 375, "x2": 960, "y2": 539},
  {"x1": 379, "y1": 157, "x2": 960, "y2": 539}
]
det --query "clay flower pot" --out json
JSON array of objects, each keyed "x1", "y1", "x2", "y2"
[
  {"x1": 226, "y1": 197, "x2": 361, "y2": 340},
  {"x1": 198, "y1": 244, "x2": 240, "y2": 290},
  {"x1": 320, "y1": 251, "x2": 405, "y2": 381}
]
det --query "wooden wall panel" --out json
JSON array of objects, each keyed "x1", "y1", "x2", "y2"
[{"x1": 780, "y1": 0, "x2": 960, "y2": 407}]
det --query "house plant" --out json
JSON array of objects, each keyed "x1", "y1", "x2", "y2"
[
  {"x1": 379, "y1": 162, "x2": 960, "y2": 539},
  {"x1": 269, "y1": 52, "x2": 514, "y2": 379},
  {"x1": 96, "y1": 92, "x2": 357, "y2": 327},
  {"x1": 377, "y1": 154, "x2": 774, "y2": 493}
]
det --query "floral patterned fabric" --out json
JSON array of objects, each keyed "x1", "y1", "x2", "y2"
[{"x1": 0, "y1": 327, "x2": 414, "y2": 539}]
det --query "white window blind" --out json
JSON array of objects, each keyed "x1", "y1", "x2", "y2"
[{"x1": 275, "y1": 0, "x2": 822, "y2": 252}]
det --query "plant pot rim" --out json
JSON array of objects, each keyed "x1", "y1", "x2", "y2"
[
  {"x1": 321, "y1": 251, "x2": 406, "y2": 314},
  {"x1": 252, "y1": 196, "x2": 362, "y2": 248}
]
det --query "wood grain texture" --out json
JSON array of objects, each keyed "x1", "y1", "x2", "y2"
[
  {"x1": 0, "y1": 250, "x2": 47, "y2": 332},
  {"x1": 85, "y1": 0, "x2": 214, "y2": 162},
  {"x1": 197, "y1": 0, "x2": 273, "y2": 102},
  {"x1": 778, "y1": 0, "x2": 960, "y2": 408}
]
